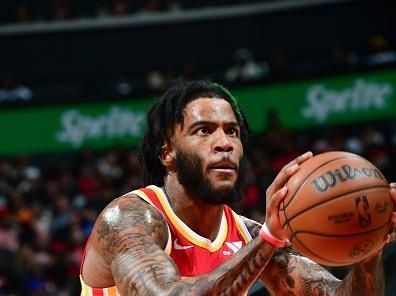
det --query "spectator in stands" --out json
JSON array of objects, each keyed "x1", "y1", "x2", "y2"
[
  {"x1": 111, "y1": 0, "x2": 130, "y2": 16},
  {"x1": 225, "y1": 48, "x2": 269, "y2": 84},
  {"x1": 15, "y1": 1, "x2": 32, "y2": 23},
  {"x1": 147, "y1": 70, "x2": 166, "y2": 94},
  {"x1": 0, "y1": 76, "x2": 33, "y2": 103},
  {"x1": 52, "y1": 0, "x2": 71, "y2": 20},
  {"x1": 366, "y1": 34, "x2": 396, "y2": 67}
]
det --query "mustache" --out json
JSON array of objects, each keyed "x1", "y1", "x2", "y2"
[{"x1": 208, "y1": 155, "x2": 239, "y2": 170}]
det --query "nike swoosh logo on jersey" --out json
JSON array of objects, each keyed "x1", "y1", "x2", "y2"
[{"x1": 173, "y1": 239, "x2": 194, "y2": 250}]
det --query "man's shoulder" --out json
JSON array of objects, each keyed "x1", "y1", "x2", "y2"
[
  {"x1": 98, "y1": 192, "x2": 165, "y2": 228},
  {"x1": 90, "y1": 192, "x2": 169, "y2": 255},
  {"x1": 82, "y1": 191, "x2": 169, "y2": 285}
]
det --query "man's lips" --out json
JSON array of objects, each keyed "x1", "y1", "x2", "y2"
[
  {"x1": 208, "y1": 162, "x2": 237, "y2": 173},
  {"x1": 210, "y1": 168, "x2": 235, "y2": 174}
]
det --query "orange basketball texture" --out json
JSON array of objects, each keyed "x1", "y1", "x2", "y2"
[{"x1": 279, "y1": 151, "x2": 392, "y2": 266}]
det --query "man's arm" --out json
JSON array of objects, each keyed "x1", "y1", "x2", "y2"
[
  {"x1": 263, "y1": 247, "x2": 384, "y2": 296},
  {"x1": 241, "y1": 216, "x2": 385, "y2": 296},
  {"x1": 84, "y1": 152, "x2": 313, "y2": 295},
  {"x1": 87, "y1": 195, "x2": 280, "y2": 296},
  {"x1": 333, "y1": 253, "x2": 384, "y2": 296}
]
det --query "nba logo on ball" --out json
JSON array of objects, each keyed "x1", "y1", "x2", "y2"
[
  {"x1": 355, "y1": 196, "x2": 371, "y2": 227},
  {"x1": 279, "y1": 151, "x2": 392, "y2": 266}
]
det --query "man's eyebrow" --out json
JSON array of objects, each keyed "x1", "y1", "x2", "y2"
[{"x1": 187, "y1": 120, "x2": 240, "y2": 131}]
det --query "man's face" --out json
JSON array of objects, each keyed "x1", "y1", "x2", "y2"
[{"x1": 170, "y1": 97, "x2": 245, "y2": 204}]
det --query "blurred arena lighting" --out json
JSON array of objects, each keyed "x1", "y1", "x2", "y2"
[{"x1": 0, "y1": 0, "x2": 358, "y2": 36}]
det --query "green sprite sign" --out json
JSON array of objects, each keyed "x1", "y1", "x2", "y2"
[
  {"x1": 234, "y1": 69, "x2": 396, "y2": 132},
  {"x1": 57, "y1": 105, "x2": 146, "y2": 148},
  {"x1": 0, "y1": 101, "x2": 151, "y2": 155},
  {"x1": 301, "y1": 78, "x2": 392, "y2": 123},
  {"x1": 1, "y1": 69, "x2": 395, "y2": 155}
]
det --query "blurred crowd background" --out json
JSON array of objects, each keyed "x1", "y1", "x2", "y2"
[{"x1": 0, "y1": 0, "x2": 396, "y2": 295}]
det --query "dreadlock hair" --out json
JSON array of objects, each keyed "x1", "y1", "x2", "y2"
[{"x1": 139, "y1": 79, "x2": 251, "y2": 186}]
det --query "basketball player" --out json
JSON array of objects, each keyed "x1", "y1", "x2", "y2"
[{"x1": 80, "y1": 80, "x2": 396, "y2": 295}]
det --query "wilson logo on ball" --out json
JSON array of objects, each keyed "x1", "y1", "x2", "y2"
[
  {"x1": 279, "y1": 151, "x2": 391, "y2": 266},
  {"x1": 310, "y1": 165, "x2": 384, "y2": 193}
]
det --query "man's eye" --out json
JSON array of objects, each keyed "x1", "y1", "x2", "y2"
[
  {"x1": 198, "y1": 127, "x2": 210, "y2": 134},
  {"x1": 227, "y1": 128, "x2": 239, "y2": 136}
]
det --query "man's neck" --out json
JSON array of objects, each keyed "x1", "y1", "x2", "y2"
[{"x1": 163, "y1": 175, "x2": 224, "y2": 241}]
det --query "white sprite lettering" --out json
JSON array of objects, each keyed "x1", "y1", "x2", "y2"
[
  {"x1": 301, "y1": 79, "x2": 393, "y2": 123},
  {"x1": 56, "y1": 106, "x2": 145, "y2": 147}
]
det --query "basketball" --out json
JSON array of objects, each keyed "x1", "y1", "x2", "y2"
[{"x1": 279, "y1": 151, "x2": 392, "y2": 266}]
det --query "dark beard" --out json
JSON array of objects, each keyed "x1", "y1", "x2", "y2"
[{"x1": 174, "y1": 150, "x2": 246, "y2": 205}]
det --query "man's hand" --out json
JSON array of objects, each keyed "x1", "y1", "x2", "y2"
[
  {"x1": 386, "y1": 182, "x2": 396, "y2": 244},
  {"x1": 265, "y1": 151, "x2": 313, "y2": 241},
  {"x1": 390, "y1": 230, "x2": 396, "y2": 243},
  {"x1": 343, "y1": 182, "x2": 396, "y2": 296}
]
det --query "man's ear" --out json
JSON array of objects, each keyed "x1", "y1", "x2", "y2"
[{"x1": 160, "y1": 142, "x2": 176, "y2": 170}]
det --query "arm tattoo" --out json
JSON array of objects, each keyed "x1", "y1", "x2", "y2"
[
  {"x1": 240, "y1": 216, "x2": 339, "y2": 295},
  {"x1": 262, "y1": 251, "x2": 340, "y2": 296},
  {"x1": 91, "y1": 198, "x2": 278, "y2": 295},
  {"x1": 240, "y1": 216, "x2": 386, "y2": 296},
  {"x1": 240, "y1": 215, "x2": 261, "y2": 239},
  {"x1": 333, "y1": 254, "x2": 385, "y2": 296},
  {"x1": 94, "y1": 196, "x2": 180, "y2": 295},
  {"x1": 95, "y1": 196, "x2": 168, "y2": 264},
  {"x1": 261, "y1": 241, "x2": 384, "y2": 296},
  {"x1": 209, "y1": 237, "x2": 276, "y2": 295}
]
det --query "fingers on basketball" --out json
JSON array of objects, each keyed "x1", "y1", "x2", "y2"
[{"x1": 279, "y1": 151, "x2": 392, "y2": 266}]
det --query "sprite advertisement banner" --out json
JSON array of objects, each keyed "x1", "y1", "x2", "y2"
[
  {"x1": 233, "y1": 69, "x2": 396, "y2": 133},
  {"x1": 1, "y1": 69, "x2": 395, "y2": 155}
]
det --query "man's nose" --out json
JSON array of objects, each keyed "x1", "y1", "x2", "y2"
[{"x1": 214, "y1": 131, "x2": 233, "y2": 153}]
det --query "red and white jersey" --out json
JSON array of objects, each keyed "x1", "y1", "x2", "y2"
[
  {"x1": 80, "y1": 185, "x2": 252, "y2": 295},
  {"x1": 133, "y1": 185, "x2": 252, "y2": 276}
]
